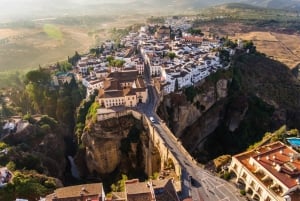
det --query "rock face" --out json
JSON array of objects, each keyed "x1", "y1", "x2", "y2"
[
  {"x1": 180, "y1": 101, "x2": 226, "y2": 152},
  {"x1": 81, "y1": 115, "x2": 160, "y2": 176},
  {"x1": 159, "y1": 52, "x2": 300, "y2": 163},
  {"x1": 158, "y1": 79, "x2": 229, "y2": 138}
]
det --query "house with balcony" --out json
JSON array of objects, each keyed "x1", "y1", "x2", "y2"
[{"x1": 229, "y1": 141, "x2": 300, "y2": 201}]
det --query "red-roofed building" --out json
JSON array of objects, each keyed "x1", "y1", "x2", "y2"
[
  {"x1": 229, "y1": 141, "x2": 300, "y2": 201},
  {"x1": 125, "y1": 178, "x2": 180, "y2": 201},
  {"x1": 98, "y1": 70, "x2": 147, "y2": 108},
  {"x1": 182, "y1": 36, "x2": 203, "y2": 45},
  {"x1": 45, "y1": 183, "x2": 105, "y2": 201}
]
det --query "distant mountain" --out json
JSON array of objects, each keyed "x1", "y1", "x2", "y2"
[
  {"x1": 1, "y1": 0, "x2": 300, "y2": 21},
  {"x1": 133, "y1": 0, "x2": 300, "y2": 10},
  {"x1": 244, "y1": 0, "x2": 300, "y2": 10}
]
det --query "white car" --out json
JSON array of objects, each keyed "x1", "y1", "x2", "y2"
[{"x1": 150, "y1": 116, "x2": 155, "y2": 123}]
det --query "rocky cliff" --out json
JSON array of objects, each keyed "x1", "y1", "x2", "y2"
[
  {"x1": 158, "y1": 76, "x2": 229, "y2": 138},
  {"x1": 81, "y1": 114, "x2": 160, "y2": 177},
  {"x1": 158, "y1": 52, "x2": 300, "y2": 163}
]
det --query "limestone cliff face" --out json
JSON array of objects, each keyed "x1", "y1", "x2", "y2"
[
  {"x1": 81, "y1": 115, "x2": 160, "y2": 176},
  {"x1": 180, "y1": 101, "x2": 226, "y2": 152},
  {"x1": 158, "y1": 79, "x2": 229, "y2": 138},
  {"x1": 82, "y1": 116, "x2": 130, "y2": 175}
]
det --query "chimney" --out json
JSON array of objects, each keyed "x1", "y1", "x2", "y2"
[{"x1": 296, "y1": 177, "x2": 300, "y2": 185}]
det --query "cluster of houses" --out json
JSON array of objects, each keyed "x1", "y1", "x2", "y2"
[
  {"x1": 139, "y1": 24, "x2": 225, "y2": 94},
  {"x1": 52, "y1": 18, "x2": 229, "y2": 110},
  {"x1": 43, "y1": 178, "x2": 179, "y2": 201}
]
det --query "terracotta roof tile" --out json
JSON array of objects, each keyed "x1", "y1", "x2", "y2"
[
  {"x1": 46, "y1": 183, "x2": 103, "y2": 201},
  {"x1": 235, "y1": 141, "x2": 300, "y2": 189}
]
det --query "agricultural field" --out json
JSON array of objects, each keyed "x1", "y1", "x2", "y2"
[
  {"x1": 0, "y1": 25, "x2": 94, "y2": 72},
  {"x1": 0, "y1": 14, "x2": 147, "y2": 88},
  {"x1": 0, "y1": 14, "x2": 146, "y2": 73},
  {"x1": 232, "y1": 32, "x2": 300, "y2": 68},
  {"x1": 198, "y1": 21, "x2": 300, "y2": 69}
]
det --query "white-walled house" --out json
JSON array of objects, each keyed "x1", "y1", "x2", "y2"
[
  {"x1": 52, "y1": 72, "x2": 74, "y2": 87},
  {"x1": 82, "y1": 76, "x2": 104, "y2": 97},
  {"x1": 95, "y1": 69, "x2": 109, "y2": 79}
]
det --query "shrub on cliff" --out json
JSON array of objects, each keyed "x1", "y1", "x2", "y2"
[{"x1": 86, "y1": 102, "x2": 99, "y2": 123}]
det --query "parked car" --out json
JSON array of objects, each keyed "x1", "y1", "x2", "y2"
[{"x1": 150, "y1": 116, "x2": 155, "y2": 123}]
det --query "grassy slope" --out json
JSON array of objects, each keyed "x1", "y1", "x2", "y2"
[{"x1": 232, "y1": 52, "x2": 300, "y2": 108}]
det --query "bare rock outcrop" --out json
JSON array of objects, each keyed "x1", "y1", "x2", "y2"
[
  {"x1": 81, "y1": 115, "x2": 160, "y2": 176},
  {"x1": 158, "y1": 79, "x2": 229, "y2": 138}
]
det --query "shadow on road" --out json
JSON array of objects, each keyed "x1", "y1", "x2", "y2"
[{"x1": 191, "y1": 177, "x2": 201, "y2": 188}]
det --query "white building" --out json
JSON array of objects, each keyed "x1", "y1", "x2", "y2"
[{"x1": 229, "y1": 141, "x2": 300, "y2": 201}]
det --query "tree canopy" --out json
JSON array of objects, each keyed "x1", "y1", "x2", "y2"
[{"x1": 25, "y1": 69, "x2": 50, "y2": 84}]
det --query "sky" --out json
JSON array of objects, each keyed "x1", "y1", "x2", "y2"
[
  {"x1": 1, "y1": 0, "x2": 300, "y2": 21},
  {"x1": 0, "y1": 0, "x2": 137, "y2": 21}
]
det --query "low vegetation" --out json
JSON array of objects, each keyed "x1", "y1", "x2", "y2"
[
  {"x1": 0, "y1": 170, "x2": 57, "y2": 201},
  {"x1": 43, "y1": 24, "x2": 63, "y2": 40},
  {"x1": 248, "y1": 126, "x2": 299, "y2": 150}
]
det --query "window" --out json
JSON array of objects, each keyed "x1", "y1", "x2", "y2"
[{"x1": 257, "y1": 187, "x2": 262, "y2": 195}]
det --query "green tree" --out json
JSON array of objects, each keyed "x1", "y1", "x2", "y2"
[
  {"x1": 223, "y1": 38, "x2": 237, "y2": 49},
  {"x1": 167, "y1": 52, "x2": 176, "y2": 60},
  {"x1": 184, "y1": 86, "x2": 197, "y2": 102},
  {"x1": 187, "y1": 28, "x2": 203, "y2": 36},
  {"x1": 25, "y1": 69, "x2": 50, "y2": 84},
  {"x1": 111, "y1": 174, "x2": 128, "y2": 192},
  {"x1": 68, "y1": 51, "x2": 81, "y2": 65}
]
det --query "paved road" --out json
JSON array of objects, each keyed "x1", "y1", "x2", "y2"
[{"x1": 139, "y1": 63, "x2": 245, "y2": 201}]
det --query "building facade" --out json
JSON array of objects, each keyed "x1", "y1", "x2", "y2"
[{"x1": 229, "y1": 141, "x2": 300, "y2": 201}]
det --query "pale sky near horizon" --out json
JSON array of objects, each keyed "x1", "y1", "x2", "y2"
[{"x1": 0, "y1": 0, "x2": 137, "y2": 20}]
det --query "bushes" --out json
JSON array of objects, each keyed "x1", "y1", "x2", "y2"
[
  {"x1": 0, "y1": 171, "x2": 56, "y2": 200},
  {"x1": 220, "y1": 171, "x2": 231, "y2": 181},
  {"x1": 6, "y1": 161, "x2": 16, "y2": 171},
  {"x1": 110, "y1": 174, "x2": 128, "y2": 192},
  {"x1": 240, "y1": 189, "x2": 246, "y2": 196},
  {"x1": 39, "y1": 115, "x2": 58, "y2": 129},
  {"x1": 0, "y1": 142, "x2": 8, "y2": 150},
  {"x1": 86, "y1": 102, "x2": 99, "y2": 123}
]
